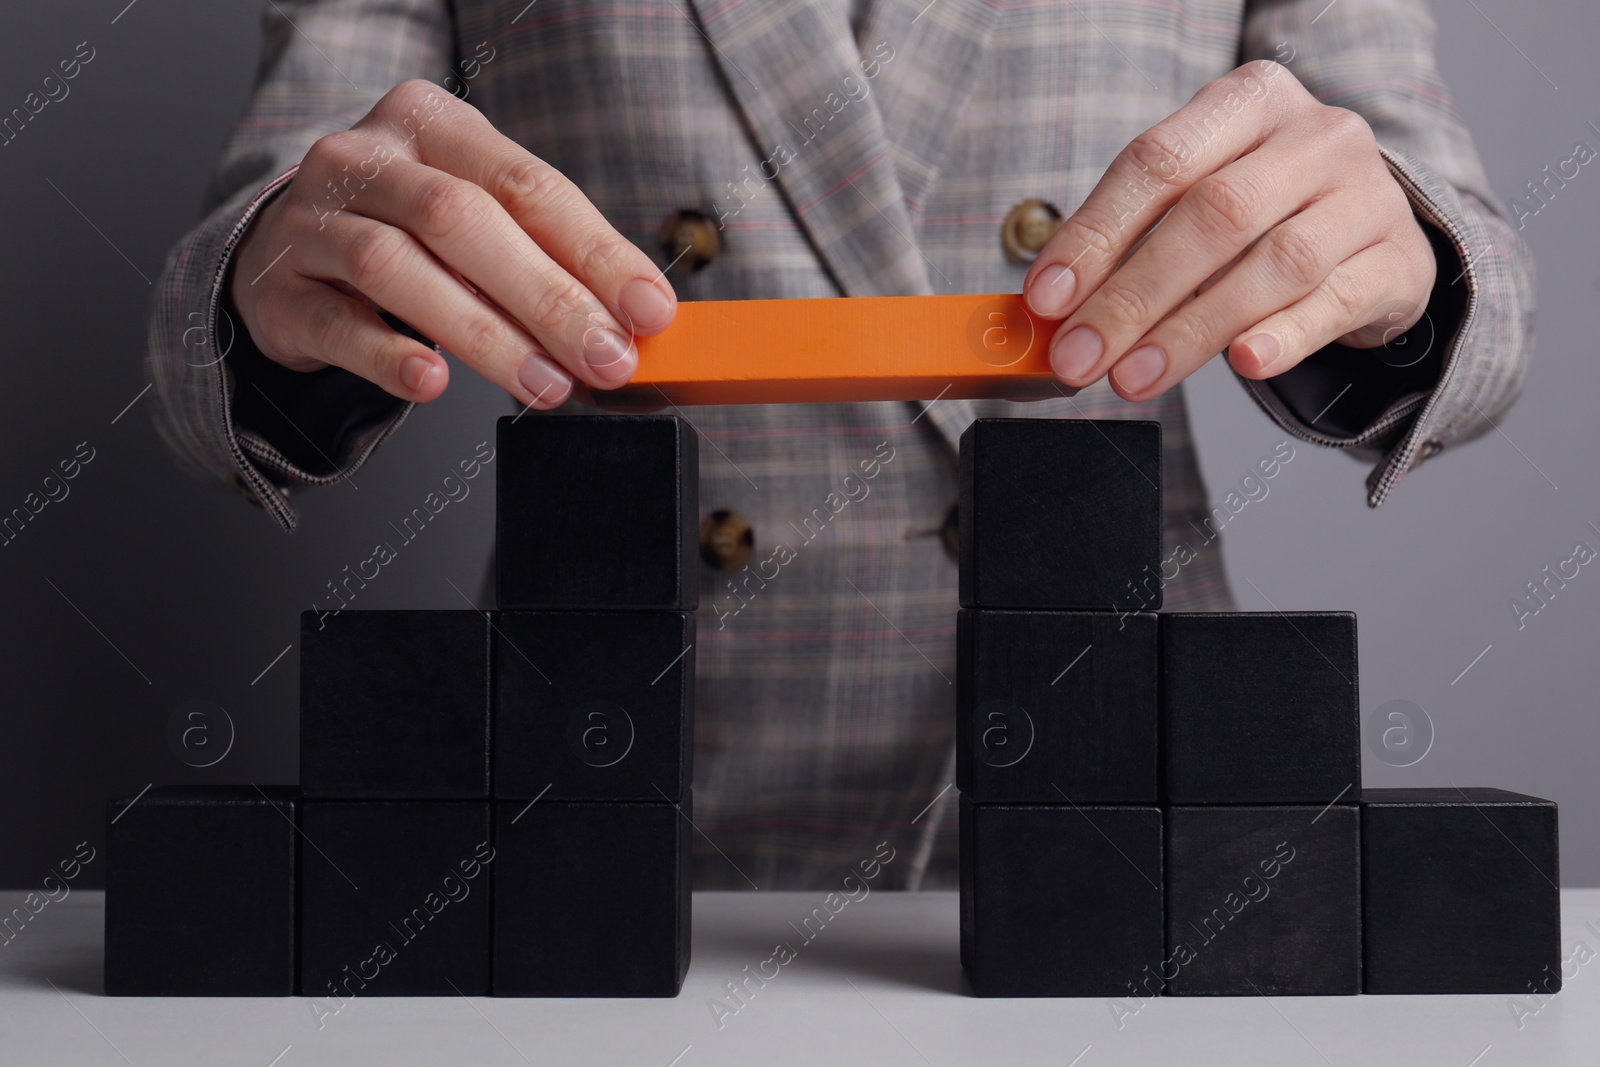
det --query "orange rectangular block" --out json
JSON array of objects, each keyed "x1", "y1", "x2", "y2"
[{"x1": 616, "y1": 293, "x2": 1071, "y2": 406}]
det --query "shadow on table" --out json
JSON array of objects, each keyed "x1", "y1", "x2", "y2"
[
  {"x1": 789, "y1": 937, "x2": 967, "y2": 995},
  {"x1": 7, "y1": 943, "x2": 104, "y2": 996},
  {"x1": 0, "y1": 895, "x2": 105, "y2": 995},
  {"x1": 693, "y1": 913, "x2": 967, "y2": 995}
]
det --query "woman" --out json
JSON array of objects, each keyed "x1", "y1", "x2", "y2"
[{"x1": 148, "y1": 0, "x2": 1530, "y2": 890}]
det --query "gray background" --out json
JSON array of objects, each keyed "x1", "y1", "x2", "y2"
[{"x1": 0, "y1": 1, "x2": 1595, "y2": 889}]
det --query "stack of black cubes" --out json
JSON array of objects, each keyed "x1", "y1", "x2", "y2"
[
  {"x1": 956, "y1": 417, "x2": 1562, "y2": 999},
  {"x1": 106, "y1": 414, "x2": 697, "y2": 998}
]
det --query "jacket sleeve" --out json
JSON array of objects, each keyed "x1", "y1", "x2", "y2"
[
  {"x1": 1238, "y1": 0, "x2": 1534, "y2": 506},
  {"x1": 145, "y1": 0, "x2": 456, "y2": 532}
]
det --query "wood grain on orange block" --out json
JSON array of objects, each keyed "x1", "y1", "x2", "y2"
[{"x1": 616, "y1": 293, "x2": 1071, "y2": 406}]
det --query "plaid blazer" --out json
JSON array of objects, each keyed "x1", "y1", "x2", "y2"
[{"x1": 147, "y1": 0, "x2": 1532, "y2": 890}]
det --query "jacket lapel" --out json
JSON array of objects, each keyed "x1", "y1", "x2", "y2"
[
  {"x1": 856, "y1": 0, "x2": 1004, "y2": 227},
  {"x1": 684, "y1": 0, "x2": 930, "y2": 298}
]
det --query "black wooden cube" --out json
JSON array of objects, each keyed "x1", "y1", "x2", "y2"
[
  {"x1": 300, "y1": 610, "x2": 490, "y2": 799},
  {"x1": 960, "y1": 797, "x2": 1163, "y2": 996},
  {"x1": 493, "y1": 799, "x2": 690, "y2": 996},
  {"x1": 1162, "y1": 612, "x2": 1359, "y2": 804},
  {"x1": 1362, "y1": 788, "x2": 1561, "y2": 995},
  {"x1": 496, "y1": 414, "x2": 698, "y2": 610},
  {"x1": 958, "y1": 418, "x2": 1162, "y2": 610},
  {"x1": 494, "y1": 611, "x2": 694, "y2": 801},
  {"x1": 1165, "y1": 805, "x2": 1361, "y2": 996},
  {"x1": 299, "y1": 802, "x2": 492, "y2": 997},
  {"x1": 957, "y1": 609, "x2": 1157, "y2": 802},
  {"x1": 105, "y1": 786, "x2": 296, "y2": 996}
]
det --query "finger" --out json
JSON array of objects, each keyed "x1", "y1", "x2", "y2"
[
  {"x1": 273, "y1": 279, "x2": 450, "y2": 401},
  {"x1": 298, "y1": 212, "x2": 574, "y2": 409},
  {"x1": 1228, "y1": 242, "x2": 1424, "y2": 380},
  {"x1": 1193, "y1": 248, "x2": 1245, "y2": 297},
  {"x1": 1105, "y1": 194, "x2": 1385, "y2": 401},
  {"x1": 1022, "y1": 61, "x2": 1304, "y2": 320},
  {"x1": 1046, "y1": 129, "x2": 1353, "y2": 388},
  {"x1": 373, "y1": 82, "x2": 677, "y2": 334},
  {"x1": 338, "y1": 155, "x2": 640, "y2": 390}
]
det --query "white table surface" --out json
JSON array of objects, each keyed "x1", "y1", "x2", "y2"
[{"x1": 3, "y1": 889, "x2": 1597, "y2": 1066}]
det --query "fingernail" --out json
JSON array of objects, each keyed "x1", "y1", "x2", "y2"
[
  {"x1": 1114, "y1": 344, "x2": 1167, "y2": 394},
  {"x1": 1027, "y1": 264, "x2": 1077, "y2": 318},
  {"x1": 584, "y1": 328, "x2": 637, "y2": 383},
  {"x1": 399, "y1": 355, "x2": 435, "y2": 393},
  {"x1": 1240, "y1": 333, "x2": 1281, "y2": 373},
  {"x1": 517, "y1": 355, "x2": 572, "y2": 407},
  {"x1": 619, "y1": 277, "x2": 675, "y2": 332},
  {"x1": 1051, "y1": 325, "x2": 1103, "y2": 381}
]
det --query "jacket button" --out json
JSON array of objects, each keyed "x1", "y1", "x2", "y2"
[
  {"x1": 660, "y1": 210, "x2": 721, "y2": 273},
  {"x1": 700, "y1": 509, "x2": 754, "y2": 570},
  {"x1": 1001, "y1": 199, "x2": 1063, "y2": 263}
]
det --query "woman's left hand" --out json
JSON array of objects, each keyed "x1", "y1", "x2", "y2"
[{"x1": 1022, "y1": 60, "x2": 1437, "y2": 400}]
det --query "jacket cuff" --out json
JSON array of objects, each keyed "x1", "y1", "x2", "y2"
[
  {"x1": 149, "y1": 163, "x2": 416, "y2": 532},
  {"x1": 1237, "y1": 145, "x2": 1526, "y2": 507}
]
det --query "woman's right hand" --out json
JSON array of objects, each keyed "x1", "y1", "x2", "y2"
[{"x1": 228, "y1": 80, "x2": 677, "y2": 410}]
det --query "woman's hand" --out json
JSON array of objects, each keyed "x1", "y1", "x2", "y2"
[
  {"x1": 1023, "y1": 61, "x2": 1436, "y2": 401},
  {"x1": 230, "y1": 80, "x2": 676, "y2": 411}
]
